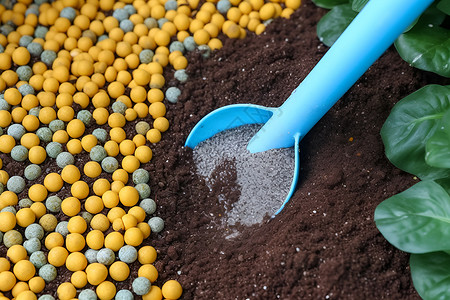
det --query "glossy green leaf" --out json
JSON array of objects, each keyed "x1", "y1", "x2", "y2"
[
  {"x1": 316, "y1": 4, "x2": 357, "y2": 47},
  {"x1": 403, "y1": 17, "x2": 419, "y2": 33},
  {"x1": 375, "y1": 180, "x2": 450, "y2": 253},
  {"x1": 426, "y1": 110, "x2": 450, "y2": 168},
  {"x1": 437, "y1": 0, "x2": 450, "y2": 15},
  {"x1": 395, "y1": 23, "x2": 450, "y2": 78},
  {"x1": 350, "y1": 0, "x2": 368, "y2": 12},
  {"x1": 417, "y1": 3, "x2": 447, "y2": 27},
  {"x1": 381, "y1": 85, "x2": 450, "y2": 180},
  {"x1": 436, "y1": 178, "x2": 450, "y2": 195},
  {"x1": 311, "y1": 0, "x2": 348, "y2": 9},
  {"x1": 410, "y1": 252, "x2": 450, "y2": 300}
]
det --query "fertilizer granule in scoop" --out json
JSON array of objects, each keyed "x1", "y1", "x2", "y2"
[{"x1": 193, "y1": 124, "x2": 295, "y2": 227}]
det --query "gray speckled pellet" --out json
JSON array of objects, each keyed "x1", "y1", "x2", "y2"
[{"x1": 193, "y1": 124, "x2": 294, "y2": 227}]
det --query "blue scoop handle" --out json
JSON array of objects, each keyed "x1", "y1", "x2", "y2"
[{"x1": 247, "y1": 0, "x2": 434, "y2": 153}]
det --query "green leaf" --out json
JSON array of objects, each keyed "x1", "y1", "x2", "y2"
[
  {"x1": 316, "y1": 4, "x2": 357, "y2": 47},
  {"x1": 375, "y1": 180, "x2": 450, "y2": 253},
  {"x1": 381, "y1": 85, "x2": 450, "y2": 180},
  {"x1": 417, "y1": 3, "x2": 447, "y2": 27},
  {"x1": 311, "y1": 0, "x2": 348, "y2": 9},
  {"x1": 437, "y1": 0, "x2": 450, "y2": 15},
  {"x1": 350, "y1": 0, "x2": 368, "y2": 12},
  {"x1": 436, "y1": 178, "x2": 450, "y2": 195},
  {"x1": 426, "y1": 110, "x2": 450, "y2": 168},
  {"x1": 403, "y1": 17, "x2": 419, "y2": 33},
  {"x1": 410, "y1": 252, "x2": 450, "y2": 300},
  {"x1": 395, "y1": 15, "x2": 450, "y2": 77}
]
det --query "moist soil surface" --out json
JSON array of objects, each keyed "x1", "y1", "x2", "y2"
[{"x1": 1, "y1": 1, "x2": 448, "y2": 299}]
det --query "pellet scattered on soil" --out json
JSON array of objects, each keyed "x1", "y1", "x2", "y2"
[{"x1": 193, "y1": 124, "x2": 295, "y2": 226}]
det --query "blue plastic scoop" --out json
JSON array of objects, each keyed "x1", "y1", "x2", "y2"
[{"x1": 185, "y1": 0, "x2": 434, "y2": 215}]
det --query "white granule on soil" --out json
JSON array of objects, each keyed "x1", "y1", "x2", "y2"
[{"x1": 193, "y1": 124, "x2": 295, "y2": 227}]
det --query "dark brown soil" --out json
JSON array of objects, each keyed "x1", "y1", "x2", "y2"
[
  {"x1": 149, "y1": 1, "x2": 449, "y2": 299},
  {"x1": 1, "y1": 1, "x2": 448, "y2": 299}
]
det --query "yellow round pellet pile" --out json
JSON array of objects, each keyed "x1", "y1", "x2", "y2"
[{"x1": 0, "y1": 0, "x2": 302, "y2": 297}]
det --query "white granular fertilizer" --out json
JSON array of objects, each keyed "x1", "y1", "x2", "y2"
[{"x1": 193, "y1": 124, "x2": 295, "y2": 226}]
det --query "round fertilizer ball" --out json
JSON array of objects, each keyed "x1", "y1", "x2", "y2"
[
  {"x1": 24, "y1": 164, "x2": 42, "y2": 181},
  {"x1": 18, "y1": 84, "x2": 35, "y2": 97},
  {"x1": 25, "y1": 223, "x2": 44, "y2": 240},
  {"x1": 140, "y1": 198, "x2": 157, "y2": 215},
  {"x1": 1, "y1": 24, "x2": 14, "y2": 36},
  {"x1": 29, "y1": 107, "x2": 41, "y2": 117},
  {"x1": 217, "y1": 0, "x2": 231, "y2": 13},
  {"x1": 78, "y1": 289, "x2": 97, "y2": 300},
  {"x1": 19, "y1": 198, "x2": 33, "y2": 208},
  {"x1": 132, "y1": 277, "x2": 151, "y2": 296},
  {"x1": 39, "y1": 264, "x2": 57, "y2": 282},
  {"x1": 30, "y1": 251, "x2": 47, "y2": 269},
  {"x1": 55, "y1": 221, "x2": 69, "y2": 236},
  {"x1": 112, "y1": 101, "x2": 127, "y2": 114},
  {"x1": 56, "y1": 152, "x2": 75, "y2": 168},
  {"x1": 60, "y1": 7, "x2": 76, "y2": 21},
  {"x1": 38, "y1": 295, "x2": 55, "y2": 300},
  {"x1": 198, "y1": 45, "x2": 211, "y2": 58},
  {"x1": 148, "y1": 217, "x2": 164, "y2": 233},
  {"x1": 183, "y1": 36, "x2": 197, "y2": 52},
  {"x1": 40, "y1": 50, "x2": 57, "y2": 66},
  {"x1": 0, "y1": 99, "x2": 10, "y2": 110},
  {"x1": 27, "y1": 42, "x2": 43, "y2": 57},
  {"x1": 115, "y1": 289, "x2": 133, "y2": 300},
  {"x1": 81, "y1": 211, "x2": 93, "y2": 224},
  {"x1": 85, "y1": 249, "x2": 98, "y2": 264},
  {"x1": 49, "y1": 120, "x2": 65, "y2": 132},
  {"x1": 45, "y1": 195, "x2": 62, "y2": 213},
  {"x1": 36, "y1": 127, "x2": 53, "y2": 142},
  {"x1": 24, "y1": 237, "x2": 41, "y2": 254},
  {"x1": 132, "y1": 168, "x2": 149, "y2": 184},
  {"x1": 97, "y1": 248, "x2": 115, "y2": 265},
  {"x1": 92, "y1": 128, "x2": 108, "y2": 143},
  {"x1": 19, "y1": 35, "x2": 33, "y2": 47},
  {"x1": 139, "y1": 49, "x2": 154, "y2": 64},
  {"x1": 46, "y1": 142, "x2": 63, "y2": 158},
  {"x1": 7, "y1": 176, "x2": 26, "y2": 194},
  {"x1": 169, "y1": 41, "x2": 185, "y2": 53},
  {"x1": 124, "y1": 4, "x2": 136, "y2": 14},
  {"x1": 120, "y1": 20, "x2": 134, "y2": 32},
  {"x1": 174, "y1": 69, "x2": 188, "y2": 83},
  {"x1": 157, "y1": 18, "x2": 169, "y2": 28},
  {"x1": 8, "y1": 123, "x2": 26, "y2": 140},
  {"x1": 1, "y1": 206, "x2": 15, "y2": 214},
  {"x1": 11, "y1": 145, "x2": 28, "y2": 162},
  {"x1": 16, "y1": 66, "x2": 33, "y2": 81},
  {"x1": 118, "y1": 245, "x2": 137, "y2": 263},
  {"x1": 19, "y1": 83, "x2": 34, "y2": 98},
  {"x1": 135, "y1": 121, "x2": 150, "y2": 135},
  {"x1": 101, "y1": 157, "x2": 119, "y2": 173},
  {"x1": 90, "y1": 146, "x2": 107, "y2": 162},
  {"x1": 144, "y1": 18, "x2": 157, "y2": 29},
  {"x1": 113, "y1": 8, "x2": 129, "y2": 21},
  {"x1": 165, "y1": 87, "x2": 181, "y2": 103},
  {"x1": 165, "y1": 0, "x2": 177, "y2": 10},
  {"x1": 25, "y1": 5, "x2": 39, "y2": 16},
  {"x1": 77, "y1": 110, "x2": 93, "y2": 126},
  {"x1": 135, "y1": 183, "x2": 151, "y2": 199}
]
